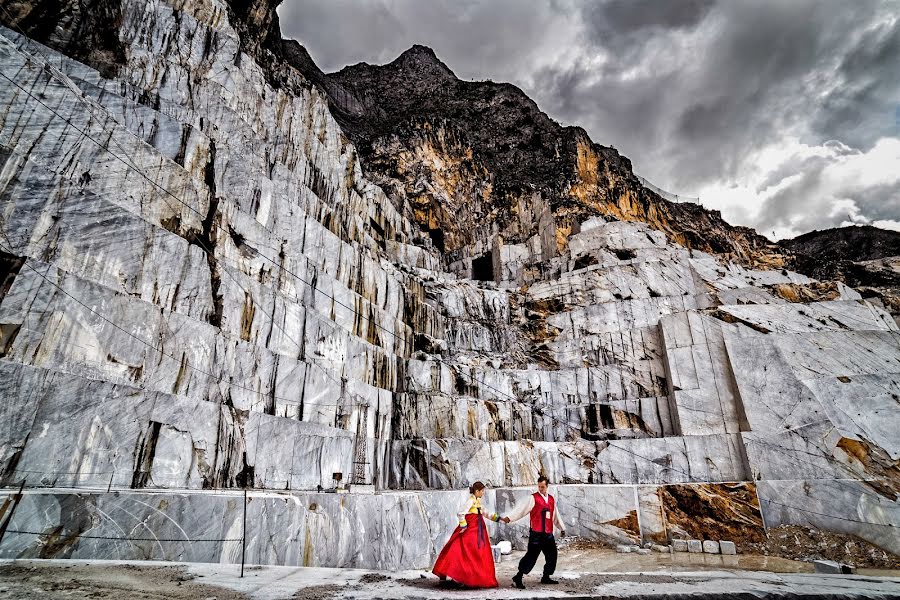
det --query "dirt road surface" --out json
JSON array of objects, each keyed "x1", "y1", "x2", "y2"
[{"x1": 0, "y1": 562, "x2": 249, "y2": 599}]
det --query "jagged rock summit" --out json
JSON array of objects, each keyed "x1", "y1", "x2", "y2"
[
  {"x1": 294, "y1": 41, "x2": 900, "y2": 319},
  {"x1": 0, "y1": 0, "x2": 897, "y2": 569},
  {"x1": 287, "y1": 39, "x2": 784, "y2": 267}
]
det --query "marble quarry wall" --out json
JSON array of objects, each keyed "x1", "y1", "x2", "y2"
[
  {"x1": 0, "y1": 0, "x2": 897, "y2": 567},
  {"x1": 0, "y1": 483, "x2": 771, "y2": 569}
]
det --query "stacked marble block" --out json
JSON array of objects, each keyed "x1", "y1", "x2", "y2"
[
  {"x1": 470, "y1": 217, "x2": 900, "y2": 555},
  {"x1": 672, "y1": 540, "x2": 737, "y2": 555},
  {"x1": 396, "y1": 215, "x2": 814, "y2": 488},
  {"x1": 392, "y1": 220, "x2": 765, "y2": 490},
  {"x1": 0, "y1": 2, "x2": 440, "y2": 492}
]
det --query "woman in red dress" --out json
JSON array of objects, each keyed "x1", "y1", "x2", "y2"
[{"x1": 432, "y1": 481, "x2": 506, "y2": 588}]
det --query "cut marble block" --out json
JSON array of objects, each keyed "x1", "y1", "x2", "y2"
[
  {"x1": 720, "y1": 541, "x2": 737, "y2": 555},
  {"x1": 687, "y1": 540, "x2": 703, "y2": 553},
  {"x1": 659, "y1": 312, "x2": 746, "y2": 435},
  {"x1": 703, "y1": 540, "x2": 720, "y2": 554},
  {"x1": 725, "y1": 327, "x2": 900, "y2": 484},
  {"x1": 741, "y1": 419, "x2": 894, "y2": 485},
  {"x1": 757, "y1": 479, "x2": 900, "y2": 555},
  {"x1": 0, "y1": 488, "x2": 473, "y2": 570},
  {"x1": 813, "y1": 560, "x2": 854, "y2": 574},
  {"x1": 802, "y1": 373, "x2": 900, "y2": 461},
  {"x1": 637, "y1": 486, "x2": 668, "y2": 544}
]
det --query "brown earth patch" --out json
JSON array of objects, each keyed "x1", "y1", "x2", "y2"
[
  {"x1": 660, "y1": 482, "x2": 766, "y2": 543},
  {"x1": 744, "y1": 525, "x2": 900, "y2": 569}
]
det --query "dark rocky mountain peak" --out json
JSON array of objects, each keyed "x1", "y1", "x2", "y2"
[
  {"x1": 780, "y1": 226, "x2": 900, "y2": 314},
  {"x1": 282, "y1": 41, "x2": 781, "y2": 269},
  {"x1": 781, "y1": 225, "x2": 900, "y2": 264},
  {"x1": 369, "y1": 44, "x2": 457, "y2": 81}
]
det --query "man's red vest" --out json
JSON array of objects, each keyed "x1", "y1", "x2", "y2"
[{"x1": 529, "y1": 492, "x2": 555, "y2": 533}]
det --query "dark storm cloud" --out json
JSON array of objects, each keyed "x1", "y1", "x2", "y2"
[
  {"x1": 581, "y1": 0, "x2": 715, "y2": 53},
  {"x1": 754, "y1": 141, "x2": 900, "y2": 234},
  {"x1": 541, "y1": 0, "x2": 896, "y2": 187},
  {"x1": 590, "y1": 0, "x2": 714, "y2": 32},
  {"x1": 278, "y1": 0, "x2": 900, "y2": 235},
  {"x1": 811, "y1": 16, "x2": 900, "y2": 148}
]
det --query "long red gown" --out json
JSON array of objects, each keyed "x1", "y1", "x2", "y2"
[{"x1": 432, "y1": 511, "x2": 498, "y2": 588}]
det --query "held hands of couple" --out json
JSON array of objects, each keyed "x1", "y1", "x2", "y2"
[{"x1": 495, "y1": 516, "x2": 564, "y2": 536}]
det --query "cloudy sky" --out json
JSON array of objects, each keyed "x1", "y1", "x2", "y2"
[{"x1": 278, "y1": 0, "x2": 900, "y2": 239}]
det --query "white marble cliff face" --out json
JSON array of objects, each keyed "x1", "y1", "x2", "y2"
[
  {"x1": 0, "y1": 0, "x2": 897, "y2": 566},
  {"x1": 0, "y1": 482, "x2": 779, "y2": 568}
]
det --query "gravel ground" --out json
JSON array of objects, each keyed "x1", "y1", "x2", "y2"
[
  {"x1": 0, "y1": 562, "x2": 249, "y2": 599},
  {"x1": 397, "y1": 572, "x2": 700, "y2": 595},
  {"x1": 743, "y1": 525, "x2": 900, "y2": 569},
  {"x1": 290, "y1": 583, "x2": 345, "y2": 600},
  {"x1": 1, "y1": 540, "x2": 897, "y2": 600}
]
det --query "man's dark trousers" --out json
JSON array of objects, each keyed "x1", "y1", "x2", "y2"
[{"x1": 517, "y1": 530, "x2": 557, "y2": 577}]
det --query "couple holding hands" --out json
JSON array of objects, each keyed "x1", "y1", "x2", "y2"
[{"x1": 432, "y1": 476, "x2": 566, "y2": 589}]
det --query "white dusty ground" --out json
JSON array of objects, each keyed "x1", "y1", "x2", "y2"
[{"x1": 1, "y1": 550, "x2": 899, "y2": 599}]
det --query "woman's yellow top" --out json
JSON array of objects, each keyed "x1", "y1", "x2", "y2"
[{"x1": 458, "y1": 494, "x2": 501, "y2": 527}]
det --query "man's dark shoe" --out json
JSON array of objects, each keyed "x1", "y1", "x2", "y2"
[
  {"x1": 512, "y1": 573, "x2": 525, "y2": 589},
  {"x1": 541, "y1": 576, "x2": 559, "y2": 584}
]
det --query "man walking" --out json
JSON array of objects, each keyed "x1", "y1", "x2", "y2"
[{"x1": 503, "y1": 476, "x2": 566, "y2": 589}]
